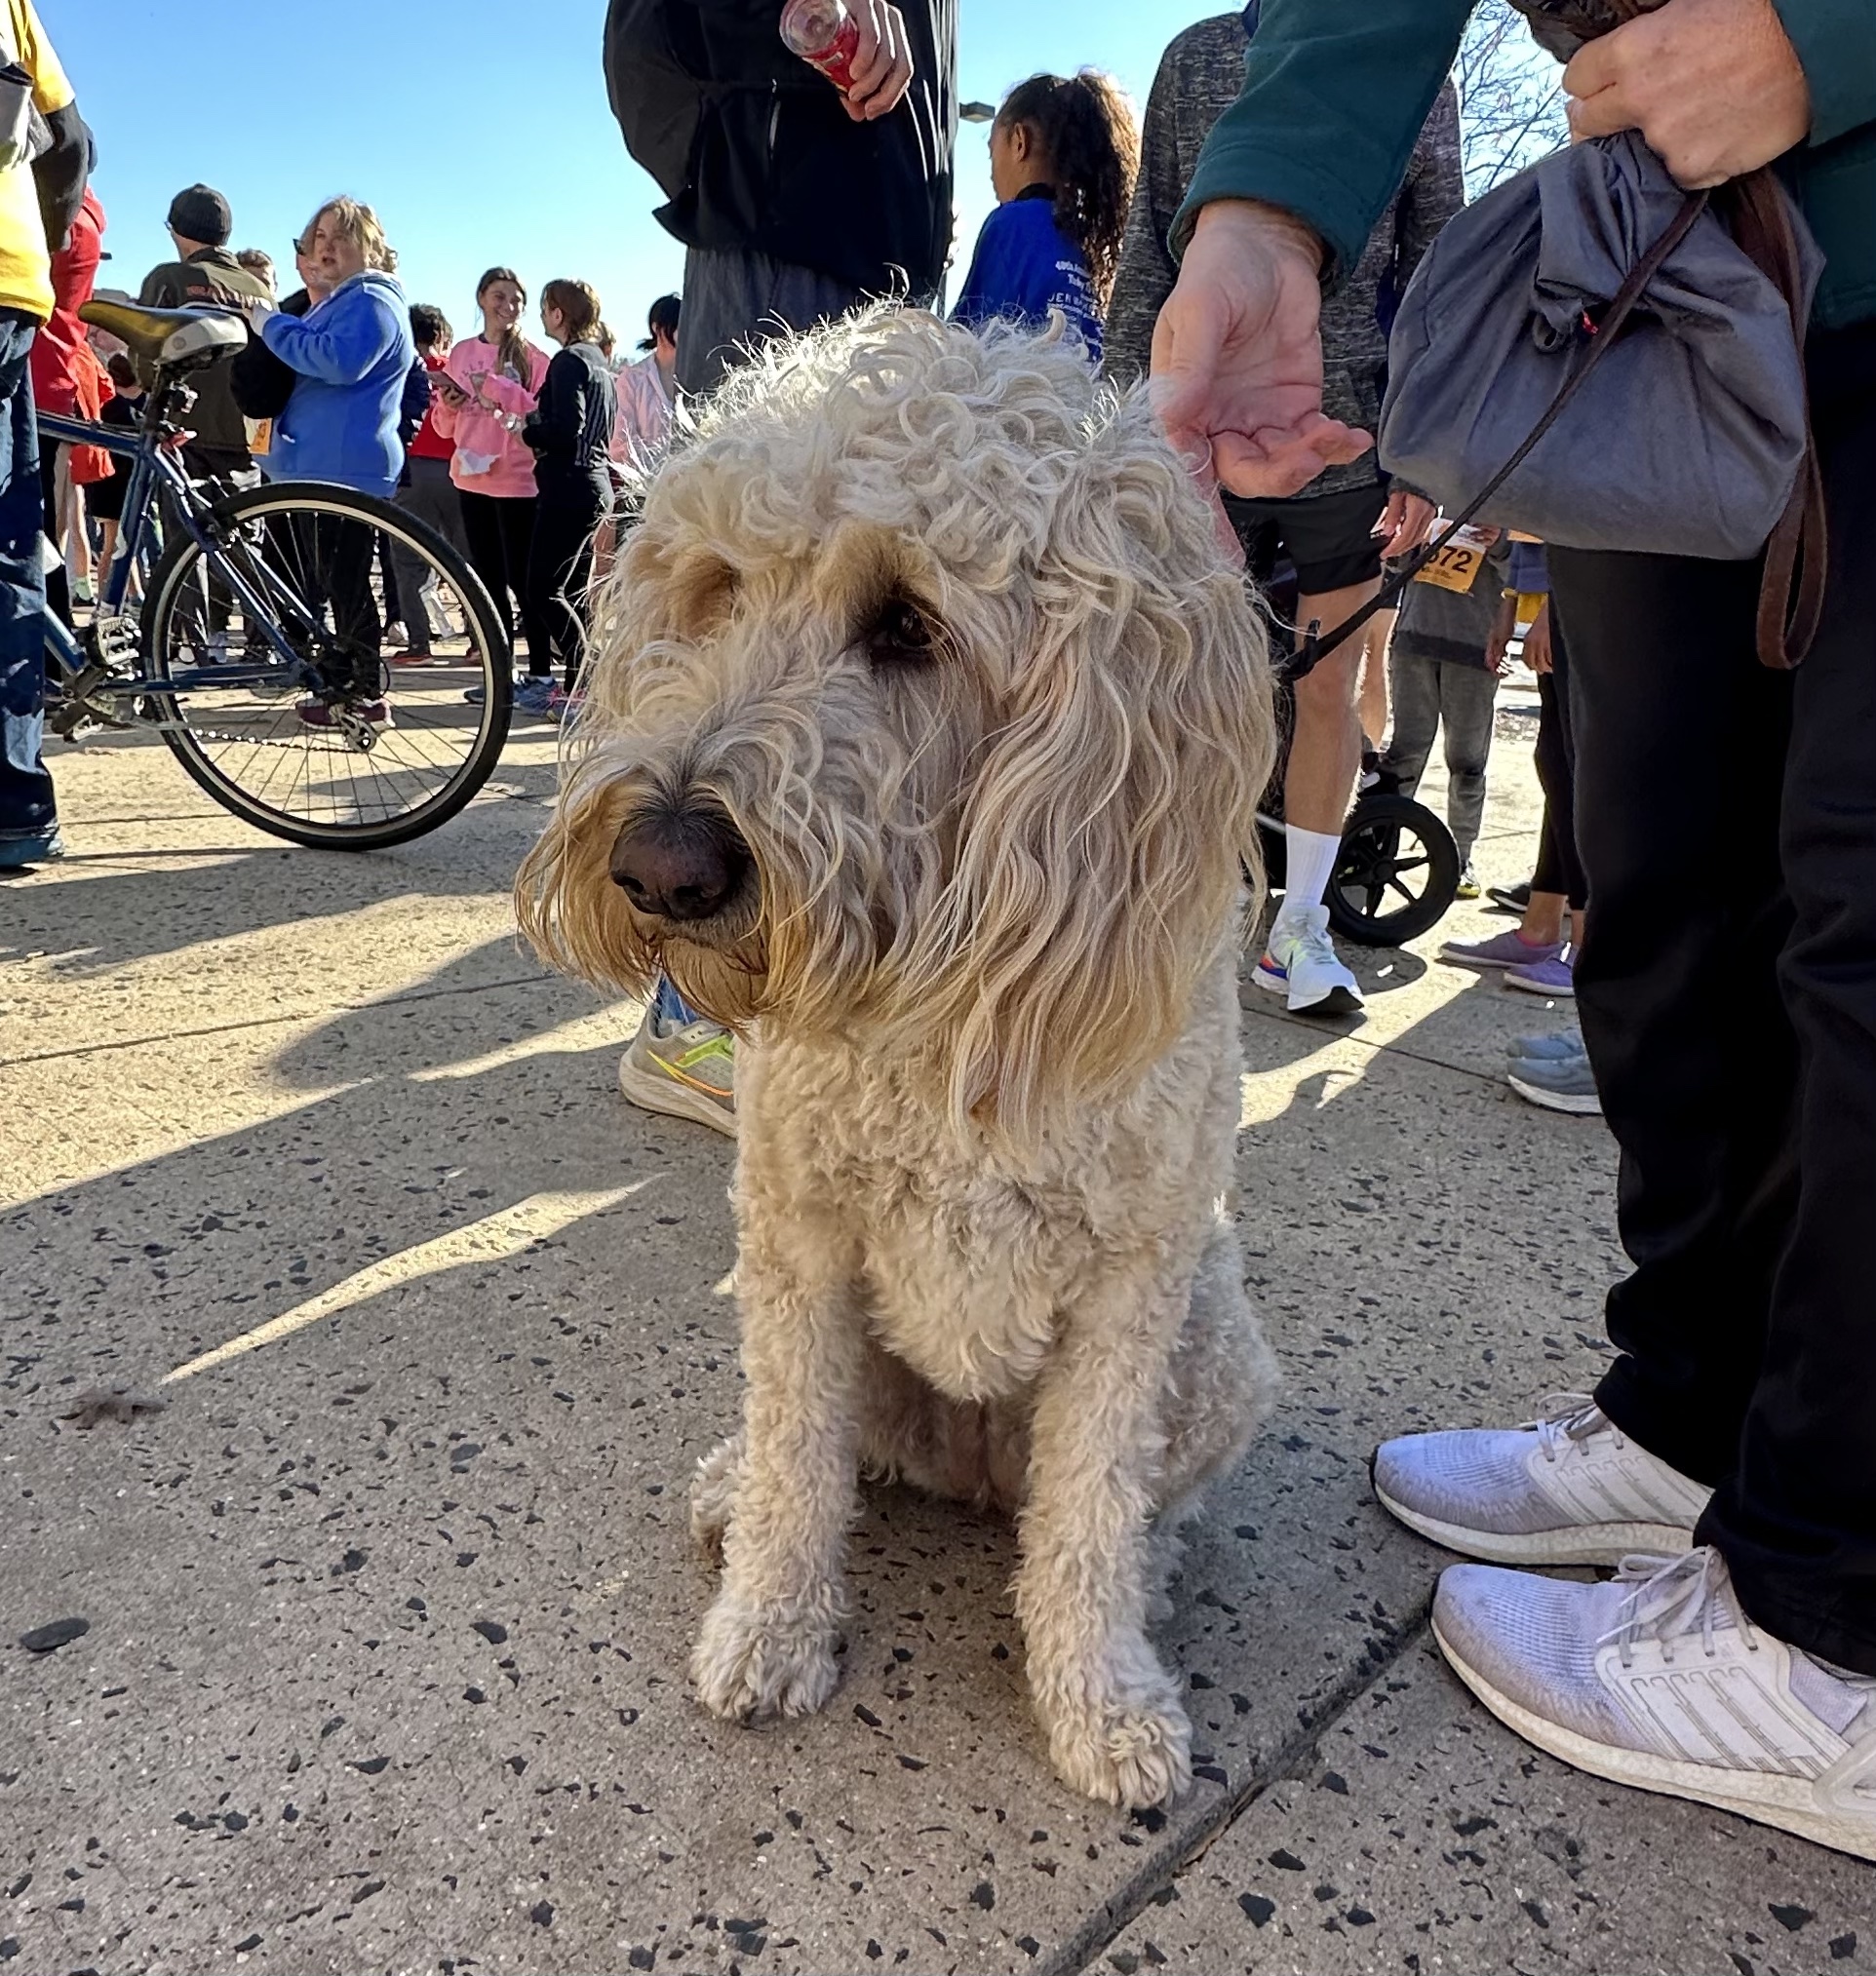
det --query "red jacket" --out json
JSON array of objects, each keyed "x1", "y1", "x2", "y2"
[
  {"x1": 31, "y1": 189, "x2": 106, "y2": 417},
  {"x1": 407, "y1": 351, "x2": 455, "y2": 463}
]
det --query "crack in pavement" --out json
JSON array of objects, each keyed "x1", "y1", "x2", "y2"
[
  {"x1": 0, "y1": 969, "x2": 559, "y2": 1070},
  {"x1": 1044, "y1": 1610, "x2": 1436, "y2": 1976},
  {"x1": 1244, "y1": 997, "x2": 1522, "y2": 1090}
]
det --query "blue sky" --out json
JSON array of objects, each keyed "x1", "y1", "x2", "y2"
[{"x1": 49, "y1": 0, "x2": 1193, "y2": 345}]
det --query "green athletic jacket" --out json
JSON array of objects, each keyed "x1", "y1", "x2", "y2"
[{"x1": 1177, "y1": 0, "x2": 1876, "y2": 330}]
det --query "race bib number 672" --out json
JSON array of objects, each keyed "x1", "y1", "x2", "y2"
[{"x1": 1413, "y1": 522, "x2": 1497, "y2": 594}]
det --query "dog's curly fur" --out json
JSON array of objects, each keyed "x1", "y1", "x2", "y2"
[{"x1": 517, "y1": 310, "x2": 1280, "y2": 1807}]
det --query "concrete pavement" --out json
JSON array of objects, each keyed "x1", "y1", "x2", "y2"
[{"x1": 3, "y1": 699, "x2": 1866, "y2": 1976}]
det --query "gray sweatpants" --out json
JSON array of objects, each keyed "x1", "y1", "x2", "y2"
[
  {"x1": 677, "y1": 246, "x2": 872, "y2": 399},
  {"x1": 391, "y1": 456, "x2": 468, "y2": 655},
  {"x1": 1381, "y1": 649, "x2": 1499, "y2": 865}
]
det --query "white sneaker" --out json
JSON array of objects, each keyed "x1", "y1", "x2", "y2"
[
  {"x1": 1254, "y1": 903, "x2": 1364, "y2": 1015},
  {"x1": 1373, "y1": 1395, "x2": 1712, "y2": 1567},
  {"x1": 418, "y1": 574, "x2": 450, "y2": 639},
  {"x1": 616, "y1": 1008, "x2": 737, "y2": 1138},
  {"x1": 1434, "y1": 1549, "x2": 1876, "y2": 1862}
]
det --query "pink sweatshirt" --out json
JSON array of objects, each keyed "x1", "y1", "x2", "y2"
[{"x1": 432, "y1": 334, "x2": 550, "y2": 499}]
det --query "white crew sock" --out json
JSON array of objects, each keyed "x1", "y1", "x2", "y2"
[{"x1": 1275, "y1": 824, "x2": 1342, "y2": 930}]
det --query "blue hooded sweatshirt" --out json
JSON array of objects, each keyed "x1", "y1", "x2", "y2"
[
  {"x1": 258, "y1": 270, "x2": 414, "y2": 498},
  {"x1": 952, "y1": 185, "x2": 1102, "y2": 364}
]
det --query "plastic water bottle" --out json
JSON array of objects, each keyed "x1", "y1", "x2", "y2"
[{"x1": 780, "y1": 0, "x2": 861, "y2": 89}]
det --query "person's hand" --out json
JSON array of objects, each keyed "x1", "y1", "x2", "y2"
[
  {"x1": 842, "y1": 0, "x2": 913, "y2": 121},
  {"x1": 1376, "y1": 488, "x2": 1436, "y2": 559},
  {"x1": 1520, "y1": 598, "x2": 1553, "y2": 675},
  {"x1": 433, "y1": 373, "x2": 468, "y2": 405},
  {"x1": 1151, "y1": 200, "x2": 1374, "y2": 499},
  {"x1": 1485, "y1": 591, "x2": 1516, "y2": 678},
  {"x1": 1563, "y1": 0, "x2": 1811, "y2": 187}
]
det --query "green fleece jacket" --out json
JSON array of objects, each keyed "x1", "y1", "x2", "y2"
[{"x1": 1178, "y1": 0, "x2": 1876, "y2": 330}]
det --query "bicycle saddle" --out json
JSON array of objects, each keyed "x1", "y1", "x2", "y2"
[{"x1": 80, "y1": 299, "x2": 248, "y2": 369}]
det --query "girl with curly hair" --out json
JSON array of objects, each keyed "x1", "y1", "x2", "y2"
[{"x1": 952, "y1": 70, "x2": 1139, "y2": 366}]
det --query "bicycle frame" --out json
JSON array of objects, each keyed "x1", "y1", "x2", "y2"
[{"x1": 40, "y1": 376, "x2": 328, "y2": 699}]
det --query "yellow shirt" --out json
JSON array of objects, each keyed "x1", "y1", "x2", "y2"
[{"x1": 0, "y1": 0, "x2": 72, "y2": 322}]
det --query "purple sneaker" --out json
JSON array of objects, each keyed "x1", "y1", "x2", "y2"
[
  {"x1": 1440, "y1": 928, "x2": 1565, "y2": 972},
  {"x1": 1505, "y1": 949, "x2": 1576, "y2": 998}
]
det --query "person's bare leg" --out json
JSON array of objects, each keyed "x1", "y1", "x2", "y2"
[
  {"x1": 1285, "y1": 578, "x2": 1380, "y2": 835},
  {"x1": 1522, "y1": 889, "x2": 1568, "y2": 948},
  {"x1": 1260, "y1": 578, "x2": 1381, "y2": 1013},
  {"x1": 62, "y1": 467, "x2": 90, "y2": 596},
  {"x1": 1356, "y1": 604, "x2": 1396, "y2": 750}
]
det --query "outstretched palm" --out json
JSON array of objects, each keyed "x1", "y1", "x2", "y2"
[{"x1": 1151, "y1": 203, "x2": 1374, "y2": 499}]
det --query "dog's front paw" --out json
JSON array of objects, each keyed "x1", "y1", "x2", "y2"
[
  {"x1": 691, "y1": 1586, "x2": 841, "y2": 1722},
  {"x1": 1039, "y1": 1675, "x2": 1193, "y2": 1809}
]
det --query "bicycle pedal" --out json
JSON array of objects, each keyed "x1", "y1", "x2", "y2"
[
  {"x1": 89, "y1": 611, "x2": 139, "y2": 668},
  {"x1": 49, "y1": 697, "x2": 132, "y2": 739}
]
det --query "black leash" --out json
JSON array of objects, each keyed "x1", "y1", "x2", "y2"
[{"x1": 1276, "y1": 188, "x2": 1708, "y2": 683}]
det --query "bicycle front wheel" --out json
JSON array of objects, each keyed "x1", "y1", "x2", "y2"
[{"x1": 141, "y1": 481, "x2": 514, "y2": 850}]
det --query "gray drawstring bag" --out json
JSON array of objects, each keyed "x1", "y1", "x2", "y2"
[{"x1": 1378, "y1": 130, "x2": 1821, "y2": 562}]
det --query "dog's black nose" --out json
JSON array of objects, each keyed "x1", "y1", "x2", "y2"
[{"x1": 608, "y1": 808, "x2": 751, "y2": 922}]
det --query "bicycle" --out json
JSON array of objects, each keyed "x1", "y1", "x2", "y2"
[{"x1": 41, "y1": 298, "x2": 515, "y2": 851}]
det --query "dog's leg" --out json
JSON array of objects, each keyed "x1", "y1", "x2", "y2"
[
  {"x1": 1139, "y1": 1222, "x2": 1276, "y2": 1630},
  {"x1": 1142, "y1": 1518, "x2": 1187, "y2": 1630},
  {"x1": 1015, "y1": 1261, "x2": 1196, "y2": 1810},
  {"x1": 690, "y1": 1225, "x2": 864, "y2": 1724},
  {"x1": 1158, "y1": 1218, "x2": 1278, "y2": 1510}
]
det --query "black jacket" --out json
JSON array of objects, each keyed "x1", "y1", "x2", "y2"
[
  {"x1": 525, "y1": 340, "x2": 617, "y2": 504},
  {"x1": 138, "y1": 247, "x2": 275, "y2": 456},
  {"x1": 31, "y1": 103, "x2": 90, "y2": 253},
  {"x1": 604, "y1": 0, "x2": 955, "y2": 299},
  {"x1": 227, "y1": 287, "x2": 311, "y2": 425}
]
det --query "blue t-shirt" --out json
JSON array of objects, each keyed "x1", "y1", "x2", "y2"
[{"x1": 952, "y1": 186, "x2": 1102, "y2": 364}]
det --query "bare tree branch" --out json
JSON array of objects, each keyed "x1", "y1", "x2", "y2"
[{"x1": 1455, "y1": 0, "x2": 1571, "y2": 196}]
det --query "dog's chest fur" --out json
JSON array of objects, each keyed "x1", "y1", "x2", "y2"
[
  {"x1": 856, "y1": 1159, "x2": 1082, "y2": 1402},
  {"x1": 739, "y1": 1010, "x2": 1229, "y2": 1409}
]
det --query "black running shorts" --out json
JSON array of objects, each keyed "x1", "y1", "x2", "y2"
[{"x1": 1227, "y1": 481, "x2": 1390, "y2": 595}]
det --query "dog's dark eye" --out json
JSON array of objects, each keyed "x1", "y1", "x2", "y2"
[{"x1": 865, "y1": 597, "x2": 939, "y2": 669}]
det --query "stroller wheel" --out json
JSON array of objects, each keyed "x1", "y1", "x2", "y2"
[{"x1": 1325, "y1": 792, "x2": 1461, "y2": 947}]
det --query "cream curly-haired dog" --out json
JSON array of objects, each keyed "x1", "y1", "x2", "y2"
[{"x1": 517, "y1": 310, "x2": 1278, "y2": 1809}]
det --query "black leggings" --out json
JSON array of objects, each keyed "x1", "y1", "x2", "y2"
[
  {"x1": 527, "y1": 489, "x2": 606, "y2": 691},
  {"x1": 1554, "y1": 321, "x2": 1876, "y2": 1672},
  {"x1": 459, "y1": 488, "x2": 546, "y2": 670},
  {"x1": 1528, "y1": 620, "x2": 1585, "y2": 911}
]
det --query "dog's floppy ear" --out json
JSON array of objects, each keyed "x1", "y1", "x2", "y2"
[{"x1": 925, "y1": 403, "x2": 1275, "y2": 1140}]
